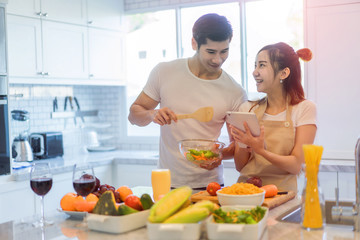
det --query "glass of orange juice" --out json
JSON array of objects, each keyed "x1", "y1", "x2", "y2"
[{"x1": 151, "y1": 169, "x2": 171, "y2": 201}]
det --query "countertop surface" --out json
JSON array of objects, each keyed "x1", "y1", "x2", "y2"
[
  {"x1": 7, "y1": 150, "x2": 357, "y2": 182},
  {"x1": 0, "y1": 188, "x2": 358, "y2": 240}
]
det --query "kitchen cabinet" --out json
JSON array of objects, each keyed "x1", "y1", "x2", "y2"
[
  {"x1": 7, "y1": 0, "x2": 87, "y2": 25},
  {"x1": 7, "y1": 15, "x2": 89, "y2": 80},
  {"x1": 86, "y1": 0, "x2": 123, "y2": 30},
  {"x1": 115, "y1": 164, "x2": 157, "y2": 188},
  {"x1": 88, "y1": 28, "x2": 124, "y2": 81},
  {"x1": 305, "y1": 1, "x2": 360, "y2": 159}
]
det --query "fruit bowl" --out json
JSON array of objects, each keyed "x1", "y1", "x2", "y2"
[{"x1": 179, "y1": 139, "x2": 225, "y2": 167}]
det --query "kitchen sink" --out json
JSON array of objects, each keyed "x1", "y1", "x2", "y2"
[{"x1": 276, "y1": 200, "x2": 354, "y2": 226}]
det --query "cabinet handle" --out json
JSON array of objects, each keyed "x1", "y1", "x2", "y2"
[
  {"x1": 44, "y1": 72, "x2": 49, "y2": 76},
  {"x1": 89, "y1": 74, "x2": 94, "y2": 77},
  {"x1": 42, "y1": 13, "x2": 48, "y2": 17},
  {"x1": 35, "y1": 12, "x2": 42, "y2": 16},
  {"x1": 88, "y1": 20, "x2": 93, "y2": 24},
  {"x1": 37, "y1": 71, "x2": 44, "y2": 75}
]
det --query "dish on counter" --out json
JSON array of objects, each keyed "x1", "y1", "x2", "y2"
[
  {"x1": 147, "y1": 221, "x2": 202, "y2": 240},
  {"x1": 206, "y1": 205, "x2": 268, "y2": 240},
  {"x1": 86, "y1": 210, "x2": 150, "y2": 234},
  {"x1": 86, "y1": 146, "x2": 117, "y2": 152},
  {"x1": 57, "y1": 208, "x2": 87, "y2": 219}
]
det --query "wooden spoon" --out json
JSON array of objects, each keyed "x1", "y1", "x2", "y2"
[{"x1": 176, "y1": 107, "x2": 214, "y2": 122}]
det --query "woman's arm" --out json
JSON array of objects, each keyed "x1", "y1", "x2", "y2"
[
  {"x1": 231, "y1": 123, "x2": 317, "y2": 175},
  {"x1": 233, "y1": 142, "x2": 251, "y2": 172}
]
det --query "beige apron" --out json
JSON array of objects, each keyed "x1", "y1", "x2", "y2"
[{"x1": 237, "y1": 99, "x2": 297, "y2": 192}]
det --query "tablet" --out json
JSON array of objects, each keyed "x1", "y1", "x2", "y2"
[{"x1": 226, "y1": 111, "x2": 261, "y2": 148}]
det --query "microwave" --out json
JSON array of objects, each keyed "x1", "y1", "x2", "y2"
[{"x1": 30, "y1": 132, "x2": 64, "y2": 159}]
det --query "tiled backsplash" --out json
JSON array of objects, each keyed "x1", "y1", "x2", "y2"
[{"x1": 8, "y1": 84, "x2": 126, "y2": 155}]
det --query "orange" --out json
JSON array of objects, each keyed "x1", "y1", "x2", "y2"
[
  {"x1": 74, "y1": 200, "x2": 97, "y2": 212},
  {"x1": 116, "y1": 185, "x2": 133, "y2": 202},
  {"x1": 60, "y1": 193, "x2": 83, "y2": 211},
  {"x1": 86, "y1": 193, "x2": 99, "y2": 203}
]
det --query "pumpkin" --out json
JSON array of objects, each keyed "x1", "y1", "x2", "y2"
[{"x1": 92, "y1": 190, "x2": 118, "y2": 216}]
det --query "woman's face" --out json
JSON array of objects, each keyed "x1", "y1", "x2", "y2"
[{"x1": 253, "y1": 50, "x2": 282, "y2": 94}]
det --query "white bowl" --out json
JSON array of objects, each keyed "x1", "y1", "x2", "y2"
[
  {"x1": 86, "y1": 210, "x2": 150, "y2": 234},
  {"x1": 206, "y1": 205, "x2": 268, "y2": 240},
  {"x1": 147, "y1": 221, "x2": 202, "y2": 240},
  {"x1": 216, "y1": 191, "x2": 265, "y2": 206}
]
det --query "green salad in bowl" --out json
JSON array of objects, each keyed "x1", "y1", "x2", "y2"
[{"x1": 179, "y1": 139, "x2": 225, "y2": 167}]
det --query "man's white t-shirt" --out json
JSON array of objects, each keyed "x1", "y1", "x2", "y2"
[{"x1": 143, "y1": 58, "x2": 247, "y2": 188}]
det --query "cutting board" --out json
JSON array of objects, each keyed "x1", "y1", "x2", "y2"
[{"x1": 191, "y1": 191, "x2": 296, "y2": 210}]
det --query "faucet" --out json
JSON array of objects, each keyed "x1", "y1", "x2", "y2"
[{"x1": 331, "y1": 136, "x2": 360, "y2": 231}]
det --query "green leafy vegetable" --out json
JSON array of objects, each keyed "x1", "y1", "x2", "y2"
[{"x1": 212, "y1": 206, "x2": 266, "y2": 224}]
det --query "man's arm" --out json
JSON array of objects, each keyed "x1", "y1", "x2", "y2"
[
  {"x1": 128, "y1": 91, "x2": 178, "y2": 126},
  {"x1": 128, "y1": 91, "x2": 159, "y2": 126}
]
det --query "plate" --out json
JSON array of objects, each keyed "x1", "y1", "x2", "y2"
[
  {"x1": 58, "y1": 208, "x2": 87, "y2": 219},
  {"x1": 87, "y1": 146, "x2": 117, "y2": 152}
]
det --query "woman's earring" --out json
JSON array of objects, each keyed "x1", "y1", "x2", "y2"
[{"x1": 280, "y1": 79, "x2": 283, "y2": 84}]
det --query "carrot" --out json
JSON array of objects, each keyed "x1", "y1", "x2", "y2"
[{"x1": 260, "y1": 184, "x2": 278, "y2": 198}]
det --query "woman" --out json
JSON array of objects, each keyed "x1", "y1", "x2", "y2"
[{"x1": 230, "y1": 42, "x2": 316, "y2": 193}]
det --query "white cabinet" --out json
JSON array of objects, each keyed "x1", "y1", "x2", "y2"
[
  {"x1": 87, "y1": 0, "x2": 123, "y2": 30},
  {"x1": 42, "y1": 21, "x2": 88, "y2": 79},
  {"x1": 7, "y1": 0, "x2": 87, "y2": 25},
  {"x1": 305, "y1": 2, "x2": 360, "y2": 159},
  {"x1": 7, "y1": 15, "x2": 42, "y2": 78},
  {"x1": 88, "y1": 28, "x2": 124, "y2": 81},
  {"x1": 7, "y1": 15, "x2": 89, "y2": 80},
  {"x1": 115, "y1": 164, "x2": 157, "y2": 188}
]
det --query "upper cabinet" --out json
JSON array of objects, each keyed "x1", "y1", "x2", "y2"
[
  {"x1": 6, "y1": 0, "x2": 125, "y2": 85},
  {"x1": 305, "y1": 1, "x2": 360, "y2": 160},
  {"x1": 7, "y1": 15, "x2": 88, "y2": 80},
  {"x1": 87, "y1": 0, "x2": 122, "y2": 30},
  {"x1": 7, "y1": 0, "x2": 87, "y2": 25}
]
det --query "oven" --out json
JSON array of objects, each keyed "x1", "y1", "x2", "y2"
[{"x1": 0, "y1": 4, "x2": 10, "y2": 175}]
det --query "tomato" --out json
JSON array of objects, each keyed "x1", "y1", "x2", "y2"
[
  {"x1": 124, "y1": 194, "x2": 143, "y2": 211},
  {"x1": 207, "y1": 182, "x2": 221, "y2": 196}
]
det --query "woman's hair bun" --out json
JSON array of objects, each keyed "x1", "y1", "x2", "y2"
[{"x1": 296, "y1": 48, "x2": 312, "y2": 62}]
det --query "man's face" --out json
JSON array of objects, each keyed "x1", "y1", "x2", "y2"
[{"x1": 193, "y1": 38, "x2": 230, "y2": 74}]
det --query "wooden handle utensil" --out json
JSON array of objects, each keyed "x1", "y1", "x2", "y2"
[{"x1": 176, "y1": 107, "x2": 214, "y2": 122}]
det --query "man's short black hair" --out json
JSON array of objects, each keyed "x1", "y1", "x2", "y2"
[{"x1": 192, "y1": 13, "x2": 233, "y2": 49}]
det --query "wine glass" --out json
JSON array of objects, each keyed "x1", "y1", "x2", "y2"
[
  {"x1": 72, "y1": 164, "x2": 96, "y2": 200},
  {"x1": 30, "y1": 162, "x2": 53, "y2": 227}
]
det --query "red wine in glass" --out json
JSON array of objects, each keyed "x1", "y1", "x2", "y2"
[
  {"x1": 30, "y1": 163, "x2": 53, "y2": 227},
  {"x1": 30, "y1": 178, "x2": 53, "y2": 196},
  {"x1": 72, "y1": 164, "x2": 96, "y2": 200},
  {"x1": 73, "y1": 178, "x2": 95, "y2": 197}
]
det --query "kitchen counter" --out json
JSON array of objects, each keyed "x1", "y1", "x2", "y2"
[
  {"x1": 0, "y1": 194, "x2": 358, "y2": 240},
  {"x1": 6, "y1": 150, "x2": 357, "y2": 182}
]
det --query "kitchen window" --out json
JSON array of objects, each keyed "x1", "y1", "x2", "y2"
[{"x1": 123, "y1": 0, "x2": 303, "y2": 145}]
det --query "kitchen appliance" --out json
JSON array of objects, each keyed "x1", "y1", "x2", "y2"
[
  {"x1": 30, "y1": 132, "x2": 64, "y2": 159},
  {"x1": 0, "y1": 4, "x2": 11, "y2": 174},
  {"x1": 11, "y1": 110, "x2": 33, "y2": 162}
]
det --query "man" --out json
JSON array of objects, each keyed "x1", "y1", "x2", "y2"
[{"x1": 128, "y1": 13, "x2": 247, "y2": 190}]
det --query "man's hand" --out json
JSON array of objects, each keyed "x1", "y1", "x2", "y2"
[{"x1": 153, "y1": 107, "x2": 178, "y2": 125}]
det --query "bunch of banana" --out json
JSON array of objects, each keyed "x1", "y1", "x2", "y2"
[{"x1": 148, "y1": 186, "x2": 218, "y2": 224}]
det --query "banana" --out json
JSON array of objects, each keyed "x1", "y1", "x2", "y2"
[
  {"x1": 163, "y1": 207, "x2": 210, "y2": 223},
  {"x1": 148, "y1": 186, "x2": 192, "y2": 223}
]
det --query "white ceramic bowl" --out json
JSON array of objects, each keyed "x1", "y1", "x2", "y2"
[
  {"x1": 216, "y1": 191, "x2": 265, "y2": 206},
  {"x1": 178, "y1": 139, "x2": 225, "y2": 167},
  {"x1": 206, "y1": 205, "x2": 268, "y2": 240}
]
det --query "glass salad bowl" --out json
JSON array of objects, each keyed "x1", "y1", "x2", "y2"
[{"x1": 179, "y1": 139, "x2": 225, "y2": 167}]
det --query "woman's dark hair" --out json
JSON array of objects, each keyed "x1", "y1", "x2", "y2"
[
  {"x1": 260, "y1": 42, "x2": 307, "y2": 105},
  {"x1": 192, "y1": 13, "x2": 233, "y2": 49}
]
